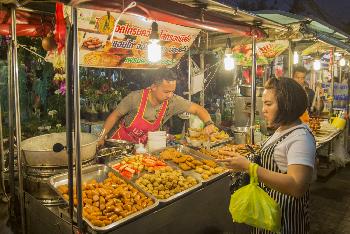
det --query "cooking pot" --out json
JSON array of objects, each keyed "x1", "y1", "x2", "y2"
[
  {"x1": 239, "y1": 85, "x2": 264, "y2": 97},
  {"x1": 231, "y1": 126, "x2": 250, "y2": 144},
  {"x1": 21, "y1": 132, "x2": 98, "y2": 167}
]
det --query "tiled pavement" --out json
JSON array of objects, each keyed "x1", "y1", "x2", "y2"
[{"x1": 310, "y1": 165, "x2": 350, "y2": 234}]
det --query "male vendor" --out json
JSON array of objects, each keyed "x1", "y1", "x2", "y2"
[
  {"x1": 293, "y1": 66, "x2": 315, "y2": 112},
  {"x1": 98, "y1": 68, "x2": 215, "y2": 145}
]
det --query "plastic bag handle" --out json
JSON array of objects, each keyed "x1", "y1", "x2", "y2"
[{"x1": 249, "y1": 163, "x2": 259, "y2": 184}]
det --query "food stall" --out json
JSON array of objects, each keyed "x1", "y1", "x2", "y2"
[
  {"x1": 1, "y1": 1, "x2": 285, "y2": 234},
  {"x1": 3, "y1": 1, "x2": 350, "y2": 233}
]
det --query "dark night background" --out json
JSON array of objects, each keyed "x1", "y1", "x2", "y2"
[{"x1": 220, "y1": 0, "x2": 350, "y2": 34}]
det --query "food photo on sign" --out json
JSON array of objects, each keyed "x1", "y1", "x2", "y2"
[{"x1": 64, "y1": 7, "x2": 200, "y2": 69}]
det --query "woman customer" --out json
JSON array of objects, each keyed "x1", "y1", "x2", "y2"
[{"x1": 219, "y1": 78, "x2": 316, "y2": 234}]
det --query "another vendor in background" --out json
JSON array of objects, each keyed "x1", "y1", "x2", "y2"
[
  {"x1": 293, "y1": 66, "x2": 315, "y2": 112},
  {"x1": 97, "y1": 68, "x2": 215, "y2": 146},
  {"x1": 219, "y1": 78, "x2": 316, "y2": 234}
]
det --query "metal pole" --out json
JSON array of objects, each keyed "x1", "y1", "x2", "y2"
[
  {"x1": 11, "y1": 7, "x2": 26, "y2": 233},
  {"x1": 65, "y1": 18, "x2": 75, "y2": 229},
  {"x1": 7, "y1": 31, "x2": 15, "y2": 217},
  {"x1": 330, "y1": 48, "x2": 335, "y2": 115},
  {"x1": 288, "y1": 40, "x2": 293, "y2": 77},
  {"x1": 200, "y1": 52, "x2": 205, "y2": 106},
  {"x1": 0, "y1": 97, "x2": 5, "y2": 195},
  {"x1": 250, "y1": 35, "x2": 257, "y2": 144},
  {"x1": 72, "y1": 7, "x2": 83, "y2": 232},
  {"x1": 188, "y1": 50, "x2": 191, "y2": 102}
]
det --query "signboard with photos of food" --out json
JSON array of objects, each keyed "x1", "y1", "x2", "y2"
[
  {"x1": 232, "y1": 40, "x2": 289, "y2": 66},
  {"x1": 74, "y1": 8, "x2": 201, "y2": 69}
]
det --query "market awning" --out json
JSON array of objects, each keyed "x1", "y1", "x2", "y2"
[
  {"x1": 0, "y1": 8, "x2": 54, "y2": 37},
  {"x1": 67, "y1": 0, "x2": 266, "y2": 38},
  {"x1": 253, "y1": 10, "x2": 350, "y2": 53}
]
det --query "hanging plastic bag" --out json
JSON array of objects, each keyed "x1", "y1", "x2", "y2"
[{"x1": 229, "y1": 163, "x2": 281, "y2": 233}]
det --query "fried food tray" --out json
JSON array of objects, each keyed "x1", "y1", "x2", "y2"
[
  {"x1": 108, "y1": 156, "x2": 203, "y2": 204},
  {"x1": 49, "y1": 164, "x2": 159, "y2": 232},
  {"x1": 153, "y1": 146, "x2": 229, "y2": 185},
  {"x1": 186, "y1": 137, "x2": 234, "y2": 149},
  {"x1": 131, "y1": 166, "x2": 202, "y2": 204}
]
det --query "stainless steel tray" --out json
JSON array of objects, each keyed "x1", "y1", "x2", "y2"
[
  {"x1": 107, "y1": 154, "x2": 162, "y2": 180},
  {"x1": 49, "y1": 164, "x2": 159, "y2": 232},
  {"x1": 208, "y1": 137, "x2": 234, "y2": 148},
  {"x1": 132, "y1": 167, "x2": 202, "y2": 204},
  {"x1": 108, "y1": 154, "x2": 203, "y2": 203},
  {"x1": 186, "y1": 137, "x2": 234, "y2": 149},
  {"x1": 153, "y1": 146, "x2": 229, "y2": 184}
]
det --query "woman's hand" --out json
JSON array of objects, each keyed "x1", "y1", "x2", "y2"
[{"x1": 217, "y1": 153, "x2": 250, "y2": 172}]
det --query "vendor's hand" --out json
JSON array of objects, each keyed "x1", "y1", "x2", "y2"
[
  {"x1": 217, "y1": 153, "x2": 250, "y2": 172},
  {"x1": 203, "y1": 124, "x2": 216, "y2": 135},
  {"x1": 97, "y1": 137, "x2": 105, "y2": 148}
]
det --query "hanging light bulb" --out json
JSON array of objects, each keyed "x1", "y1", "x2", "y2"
[
  {"x1": 339, "y1": 57, "x2": 346, "y2": 67},
  {"x1": 313, "y1": 52, "x2": 321, "y2": 71},
  {"x1": 293, "y1": 51, "x2": 299, "y2": 65},
  {"x1": 148, "y1": 22, "x2": 161, "y2": 63},
  {"x1": 313, "y1": 59, "x2": 321, "y2": 71},
  {"x1": 224, "y1": 38, "x2": 234, "y2": 71}
]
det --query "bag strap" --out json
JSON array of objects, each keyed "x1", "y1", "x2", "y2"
[
  {"x1": 261, "y1": 126, "x2": 308, "y2": 149},
  {"x1": 249, "y1": 163, "x2": 259, "y2": 184}
]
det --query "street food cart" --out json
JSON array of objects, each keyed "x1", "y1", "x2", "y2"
[{"x1": 2, "y1": 1, "x2": 350, "y2": 233}]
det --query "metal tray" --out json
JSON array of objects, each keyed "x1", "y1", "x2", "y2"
[
  {"x1": 153, "y1": 146, "x2": 229, "y2": 184},
  {"x1": 107, "y1": 154, "x2": 159, "y2": 180},
  {"x1": 132, "y1": 166, "x2": 202, "y2": 204},
  {"x1": 186, "y1": 137, "x2": 234, "y2": 149},
  {"x1": 107, "y1": 155, "x2": 203, "y2": 203},
  {"x1": 48, "y1": 164, "x2": 159, "y2": 232}
]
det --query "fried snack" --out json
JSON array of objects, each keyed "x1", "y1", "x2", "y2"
[
  {"x1": 158, "y1": 149, "x2": 226, "y2": 180},
  {"x1": 82, "y1": 37, "x2": 102, "y2": 50},
  {"x1": 160, "y1": 148, "x2": 182, "y2": 160},
  {"x1": 135, "y1": 167, "x2": 198, "y2": 199},
  {"x1": 202, "y1": 159, "x2": 217, "y2": 168},
  {"x1": 179, "y1": 163, "x2": 191, "y2": 171},
  {"x1": 57, "y1": 172, "x2": 154, "y2": 227},
  {"x1": 83, "y1": 51, "x2": 123, "y2": 67},
  {"x1": 186, "y1": 127, "x2": 229, "y2": 146},
  {"x1": 200, "y1": 144, "x2": 260, "y2": 159}
]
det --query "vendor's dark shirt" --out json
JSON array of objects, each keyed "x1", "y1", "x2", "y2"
[{"x1": 305, "y1": 87, "x2": 315, "y2": 111}]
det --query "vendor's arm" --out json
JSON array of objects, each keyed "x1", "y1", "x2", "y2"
[
  {"x1": 169, "y1": 95, "x2": 215, "y2": 134},
  {"x1": 99, "y1": 110, "x2": 122, "y2": 141},
  {"x1": 98, "y1": 92, "x2": 134, "y2": 146},
  {"x1": 187, "y1": 103, "x2": 215, "y2": 134}
]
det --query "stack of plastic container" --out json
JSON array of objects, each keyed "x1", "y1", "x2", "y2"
[{"x1": 147, "y1": 131, "x2": 166, "y2": 152}]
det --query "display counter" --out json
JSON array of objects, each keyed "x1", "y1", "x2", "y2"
[{"x1": 25, "y1": 174, "x2": 249, "y2": 234}]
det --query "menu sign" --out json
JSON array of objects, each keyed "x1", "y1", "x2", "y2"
[
  {"x1": 232, "y1": 40, "x2": 289, "y2": 66},
  {"x1": 69, "y1": 8, "x2": 200, "y2": 68}
]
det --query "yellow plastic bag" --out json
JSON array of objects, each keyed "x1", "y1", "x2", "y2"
[{"x1": 229, "y1": 163, "x2": 281, "y2": 233}]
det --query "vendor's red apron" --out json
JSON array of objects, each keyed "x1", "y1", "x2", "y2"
[{"x1": 111, "y1": 89, "x2": 168, "y2": 144}]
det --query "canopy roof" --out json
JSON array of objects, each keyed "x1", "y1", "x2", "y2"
[
  {"x1": 0, "y1": 7, "x2": 54, "y2": 36},
  {"x1": 254, "y1": 10, "x2": 350, "y2": 53},
  {"x1": 66, "y1": 0, "x2": 268, "y2": 37}
]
